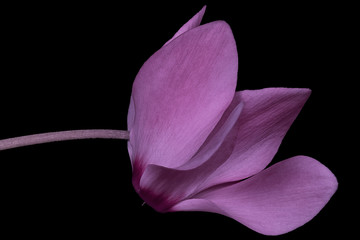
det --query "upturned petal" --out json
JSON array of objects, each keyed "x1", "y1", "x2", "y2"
[
  {"x1": 127, "y1": 6, "x2": 206, "y2": 135},
  {"x1": 197, "y1": 87, "x2": 312, "y2": 190},
  {"x1": 171, "y1": 156, "x2": 338, "y2": 235},
  {"x1": 128, "y1": 20, "x2": 238, "y2": 184}
]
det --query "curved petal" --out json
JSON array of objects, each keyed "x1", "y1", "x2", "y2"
[
  {"x1": 137, "y1": 101, "x2": 243, "y2": 210},
  {"x1": 163, "y1": 6, "x2": 206, "y2": 46},
  {"x1": 171, "y1": 156, "x2": 338, "y2": 235},
  {"x1": 177, "y1": 91, "x2": 243, "y2": 170},
  {"x1": 198, "y1": 88, "x2": 311, "y2": 190},
  {"x1": 127, "y1": 6, "x2": 206, "y2": 136},
  {"x1": 129, "y1": 21, "x2": 238, "y2": 174}
]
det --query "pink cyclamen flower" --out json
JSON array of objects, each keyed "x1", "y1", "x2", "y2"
[
  {"x1": 127, "y1": 6, "x2": 337, "y2": 235},
  {"x1": 0, "y1": 5, "x2": 338, "y2": 236}
]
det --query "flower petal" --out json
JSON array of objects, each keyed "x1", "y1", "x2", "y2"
[
  {"x1": 127, "y1": 5, "x2": 207, "y2": 133},
  {"x1": 137, "y1": 100, "x2": 243, "y2": 211},
  {"x1": 128, "y1": 21, "x2": 238, "y2": 172},
  {"x1": 163, "y1": 6, "x2": 206, "y2": 46},
  {"x1": 198, "y1": 88, "x2": 311, "y2": 189},
  {"x1": 171, "y1": 156, "x2": 338, "y2": 235},
  {"x1": 177, "y1": 91, "x2": 243, "y2": 170}
]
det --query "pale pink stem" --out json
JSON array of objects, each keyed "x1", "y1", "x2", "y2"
[{"x1": 0, "y1": 129, "x2": 129, "y2": 151}]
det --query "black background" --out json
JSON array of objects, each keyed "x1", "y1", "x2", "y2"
[{"x1": 0, "y1": 1, "x2": 354, "y2": 238}]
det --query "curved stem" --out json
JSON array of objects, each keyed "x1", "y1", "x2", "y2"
[{"x1": 0, "y1": 129, "x2": 129, "y2": 151}]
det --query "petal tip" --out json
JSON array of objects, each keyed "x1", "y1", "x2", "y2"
[
  {"x1": 300, "y1": 87, "x2": 312, "y2": 98},
  {"x1": 199, "y1": 5, "x2": 207, "y2": 15},
  {"x1": 163, "y1": 5, "x2": 207, "y2": 47}
]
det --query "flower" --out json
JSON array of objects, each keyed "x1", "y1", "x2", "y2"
[{"x1": 127, "y1": 6, "x2": 337, "y2": 236}]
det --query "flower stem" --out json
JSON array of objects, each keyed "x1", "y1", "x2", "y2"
[{"x1": 0, "y1": 129, "x2": 129, "y2": 151}]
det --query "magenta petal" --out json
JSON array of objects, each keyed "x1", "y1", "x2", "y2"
[
  {"x1": 164, "y1": 6, "x2": 206, "y2": 46},
  {"x1": 128, "y1": 21, "x2": 238, "y2": 171},
  {"x1": 127, "y1": 6, "x2": 206, "y2": 164},
  {"x1": 177, "y1": 92, "x2": 243, "y2": 170},
  {"x1": 171, "y1": 156, "x2": 338, "y2": 235},
  {"x1": 199, "y1": 88, "x2": 311, "y2": 189},
  {"x1": 137, "y1": 101, "x2": 243, "y2": 211}
]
